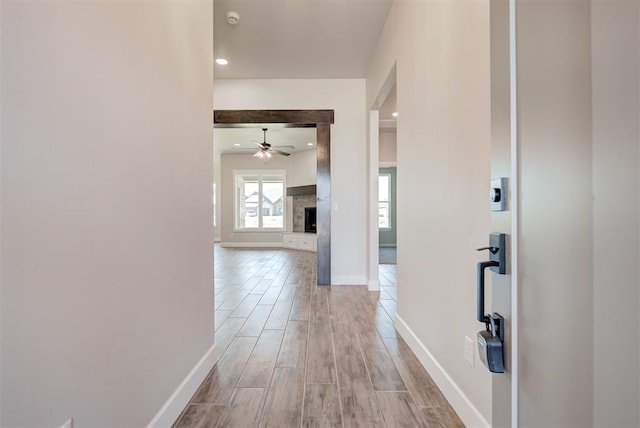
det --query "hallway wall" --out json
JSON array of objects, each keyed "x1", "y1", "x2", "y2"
[
  {"x1": 366, "y1": 1, "x2": 493, "y2": 425},
  {"x1": 0, "y1": 2, "x2": 214, "y2": 426},
  {"x1": 214, "y1": 79, "x2": 367, "y2": 284}
]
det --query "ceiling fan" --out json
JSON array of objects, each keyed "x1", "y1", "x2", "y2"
[{"x1": 252, "y1": 128, "x2": 292, "y2": 158}]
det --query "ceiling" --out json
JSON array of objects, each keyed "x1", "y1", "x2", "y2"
[
  {"x1": 213, "y1": 0, "x2": 392, "y2": 79},
  {"x1": 214, "y1": 127, "x2": 317, "y2": 157},
  {"x1": 213, "y1": 1, "x2": 394, "y2": 151}
]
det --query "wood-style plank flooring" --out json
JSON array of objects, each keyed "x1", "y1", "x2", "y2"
[{"x1": 173, "y1": 246, "x2": 464, "y2": 427}]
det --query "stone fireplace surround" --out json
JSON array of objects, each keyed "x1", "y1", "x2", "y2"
[{"x1": 292, "y1": 194, "x2": 316, "y2": 233}]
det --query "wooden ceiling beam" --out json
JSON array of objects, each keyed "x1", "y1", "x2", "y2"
[{"x1": 213, "y1": 110, "x2": 334, "y2": 127}]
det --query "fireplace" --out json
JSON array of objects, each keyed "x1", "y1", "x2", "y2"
[{"x1": 304, "y1": 207, "x2": 316, "y2": 233}]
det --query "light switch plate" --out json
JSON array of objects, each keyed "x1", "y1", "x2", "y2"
[{"x1": 464, "y1": 335, "x2": 475, "y2": 367}]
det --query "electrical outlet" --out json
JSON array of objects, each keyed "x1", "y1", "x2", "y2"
[{"x1": 464, "y1": 335, "x2": 475, "y2": 367}]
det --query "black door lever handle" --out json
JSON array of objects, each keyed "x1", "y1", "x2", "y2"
[
  {"x1": 476, "y1": 246, "x2": 499, "y2": 254},
  {"x1": 477, "y1": 260, "x2": 500, "y2": 325}
]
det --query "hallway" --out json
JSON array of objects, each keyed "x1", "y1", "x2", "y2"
[{"x1": 173, "y1": 247, "x2": 463, "y2": 427}]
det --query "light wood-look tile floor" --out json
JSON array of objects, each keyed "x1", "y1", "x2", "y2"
[{"x1": 173, "y1": 246, "x2": 464, "y2": 428}]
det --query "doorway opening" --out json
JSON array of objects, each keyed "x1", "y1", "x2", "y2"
[
  {"x1": 377, "y1": 84, "x2": 397, "y2": 262},
  {"x1": 376, "y1": 85, "x2": 398, "y2": 301},
  {"x1": 213, "y1": 109, "x2": 334, "y2": 285},
  {"x1": 368, "y1": 65, "x2": 397, "y2": 293}
]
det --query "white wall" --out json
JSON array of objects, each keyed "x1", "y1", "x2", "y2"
[
  {"x1": 289, "y1": 150, "x2": 317, "y2": 187},
  {"x1": 214, "y1": 79, "x2": 367, "y2": 284},
  {"x1": 379, "y1": 129, "x2": 397, "y2": 164},
  {"x1": 592, "y1": 1, "x2": 640, "y2": 426},
  {"x1": 0, "y1": 2, "x2": 214, "y2": 426},
  {"x1": 366, "y1": 1, "x2": 492, "y2": 425}
]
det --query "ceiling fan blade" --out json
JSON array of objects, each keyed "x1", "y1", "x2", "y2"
[
  {"x1": 252, "y1": 151, "x2": 262, "y2": 158},
  {"x1": 274, "y1": 145, "x2": 295, "y2": 149},
  {"x1": 272, "y1": 149, "x2": 290, "y2": 156}
]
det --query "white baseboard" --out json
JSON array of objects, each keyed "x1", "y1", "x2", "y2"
[
  {"x1": 331, "y1": 275, "x2": 367, "y2": 285},
  {"x1": 220, "y1": 242, "x2": 283, "y2": 248},
  {"x1": 395, "y1": 316, "x2": 490, "y2": 428},
  {"x1": 367, "y1": 279, "x2": 380, "y2": 291},
  {"x1": 147, "y1": 342, "x2": 219, "y2": 427}
]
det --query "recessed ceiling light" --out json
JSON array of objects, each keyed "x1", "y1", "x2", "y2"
[
  {"x1": 215, "y1": 58, "x2": 228, "y2": 66},
  {"x1": 234, "y1": 143, "x2": 240, "y2": 146},
  {"x1": 392, "y1": 112, "x2": 398, "y2": 118},
  {"x1": 307, "y1": 142, "x2": 314, "y2": 146}
]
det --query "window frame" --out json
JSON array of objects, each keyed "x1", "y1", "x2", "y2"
[{"x1": 233, "y1": 170, "x2": 286, "y2": 232}]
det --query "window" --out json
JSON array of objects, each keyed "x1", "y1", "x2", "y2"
[
  {"x1": 235, "y1": 171, "x2": 285, "y2": 230},
  {"x1": 378, "y1": 173, "x2": 391, "y2": 229}
]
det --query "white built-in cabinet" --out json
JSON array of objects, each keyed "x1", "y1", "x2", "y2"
[{"x1": 283, "y1": 233, "x2": 317, "y2": 252}]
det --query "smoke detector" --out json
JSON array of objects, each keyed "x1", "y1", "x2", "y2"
[{"x1": 226, "y1": 11, "x2": 240, "y2": 25}]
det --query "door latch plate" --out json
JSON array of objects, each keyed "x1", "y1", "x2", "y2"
[{"x1": 488, "y1": 233, "x2": 507, "y2": 274}]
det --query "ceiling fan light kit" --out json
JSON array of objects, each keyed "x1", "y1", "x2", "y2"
[{"x1": 253, "y1": 128, "x2": 290, "y2": 158}]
